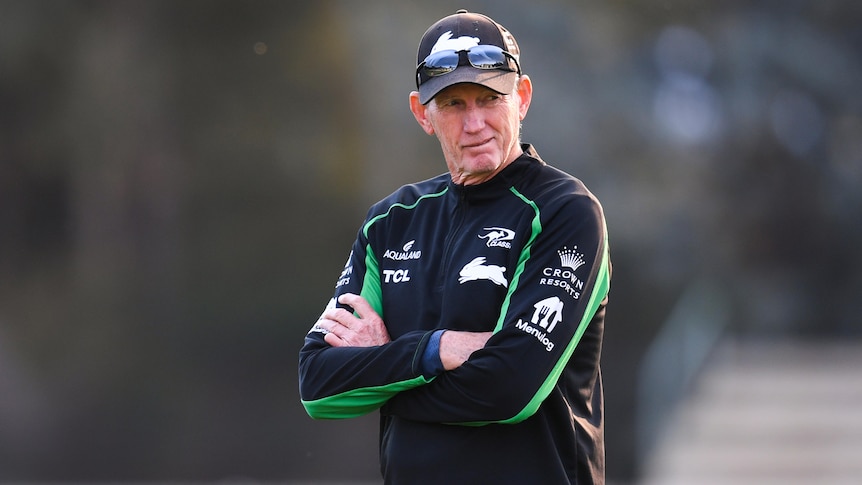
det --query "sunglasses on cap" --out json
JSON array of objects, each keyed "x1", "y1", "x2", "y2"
[{"x1": 416, "y1": 45, "x2": 521, "y2": 88}]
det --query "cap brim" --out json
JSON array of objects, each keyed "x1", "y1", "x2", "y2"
[{"x1": 418, "y1": 67, "x2": 518, "y2": 104}]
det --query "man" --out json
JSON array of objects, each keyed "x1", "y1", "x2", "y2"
[{"x1": 299, "y1": 9, "x2": 610, "y2": 485}]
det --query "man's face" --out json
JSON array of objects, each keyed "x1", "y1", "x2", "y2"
[{"x1": 413, "y1": 79, "x2": 531, "y2": 186}]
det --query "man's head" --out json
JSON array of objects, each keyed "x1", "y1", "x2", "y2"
[
  {"x1": 410, "y1": 10, "x2": 532, "y2": 186},
  {"x1": 415, "y1": 10, "x2": 522, "y2": 105}
]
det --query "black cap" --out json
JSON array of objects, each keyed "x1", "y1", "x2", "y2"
[{"x1": 416, "y1": 10, "x2": 521, "y2": 104}]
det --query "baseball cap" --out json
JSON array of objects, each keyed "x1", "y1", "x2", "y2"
[{"x1": 416, "y1": 10, "x2": 521, "y2": 104}]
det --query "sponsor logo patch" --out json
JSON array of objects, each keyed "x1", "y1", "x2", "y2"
[
  {"x1": 308, "y1": 297, "x2": 337, "y2": 335},
  {"x1": 515, "y1": 296, "x2": 565, "y2": 352},
  {"x1": 384, "y1": 239, "x2": 422, "y2": 261},
  {"x1": 336, "y1": 252, "x2": 353, "y2": 289},
  {"x1": 383, "y1": 269, "x2": 411, "y2": 284},
  {"x1": 539, "y1": 245, "x2": 587, "y2": 300}
]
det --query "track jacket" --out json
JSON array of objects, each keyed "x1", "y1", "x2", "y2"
[{"x1": 299, "y1": 144, "x2": 611, "y2": 485}]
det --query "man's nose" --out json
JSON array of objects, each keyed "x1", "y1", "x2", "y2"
[{"x1": 463, "y1": 106, "x2": 485, "y2": 132}]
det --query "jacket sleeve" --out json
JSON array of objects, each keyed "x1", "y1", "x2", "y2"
[
  {"x1": 298, "y1": 222, "x2": 436, "y2": 420},
  {"x1": 383, "y1": 193, "x2": 611, "y2": 425}
]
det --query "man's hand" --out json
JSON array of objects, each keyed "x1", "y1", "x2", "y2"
[
  {"x1": 439, "y1": 330, "x2": 492, "y2": 370},
  {"x1": 316, "y1": 293, "x2": 391, "y2": 347}
]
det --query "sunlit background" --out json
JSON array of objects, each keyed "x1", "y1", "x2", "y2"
[{"x1": 1, "y1": 1, "x2": 861, "y2": 483}]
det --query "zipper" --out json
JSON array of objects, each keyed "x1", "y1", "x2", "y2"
[{"x1": 437, "y1": 187, "x2": 468, "y2": 291}]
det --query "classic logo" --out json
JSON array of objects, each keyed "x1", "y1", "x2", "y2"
[
  {"x1": 384, "y1": 239, "x2": 422, "y2": 261},
  {"x1": 458, "y1": 257, "x2": 507, "y2": 287},
  {"x1": 514, "y1": 296, "x2": 565, "y2": 352},
  {"x1": 539, "y1": 245, "x2": 587, "y2": 300},
  {"x1": 430, "y1": 31, "x2": 480, "y2": 56},
  {"x1": 478, "y1": 227, "x2": 515, "y2": 249}
]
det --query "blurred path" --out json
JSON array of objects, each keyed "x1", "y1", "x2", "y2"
[{"x1": 638, "y1": 338, "x2": 862, "y2": 485}]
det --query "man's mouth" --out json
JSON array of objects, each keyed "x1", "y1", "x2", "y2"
[{"x1": 463, "y1": 138, "x2": 493, "y2": 149}]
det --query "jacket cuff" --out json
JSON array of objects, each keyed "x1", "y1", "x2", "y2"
[{"x1": 418, "y1": 329, "x2": 445, "y2": 377}]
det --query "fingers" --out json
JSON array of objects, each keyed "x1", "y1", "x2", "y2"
[
  {"x1": 321, "y1": 306, "x2": 356, "y2": 329},
  {"x1": 317, "y1": 293, "x2": 390, "y2": 347},
  {"x1": 316, "y1": 318, "x2": 353, "y2": 347},
  {"x1": 318, "y1": 293, "x2": 366, "y2": 328},
  {"x1": 337, "y1": 293, "x2": 375, "y2": 320},
  {"x1": 324, "y1": 329, "x2": 349, "y2": 347}
]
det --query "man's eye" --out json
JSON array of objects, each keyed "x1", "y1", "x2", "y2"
[{"x1": 476, "y1": 94, "x2": 500, "y2": 107}]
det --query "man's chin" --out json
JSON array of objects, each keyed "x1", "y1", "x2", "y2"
[
  {"x1": 462, "y1": 153, "x2": 502, "y2": 171},
  {"x1": 455, "y1": 160, "x2": 505, "y2": 185}
]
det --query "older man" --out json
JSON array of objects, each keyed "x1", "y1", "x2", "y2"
[{"x1": 299, "y1": 10, "x2": 611, "y2": 484}]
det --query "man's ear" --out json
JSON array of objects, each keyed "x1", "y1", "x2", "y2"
[
  {"x1": 409, "y1": 91, "x2": 435, "y2": 135},
  {"x1": 516, "y1": 75, "x2": 533, "y2": 121}
]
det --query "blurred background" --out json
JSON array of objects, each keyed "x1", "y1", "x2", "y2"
[{"x1": 1, "y1": 0, "x2": 860, "y2": 483}]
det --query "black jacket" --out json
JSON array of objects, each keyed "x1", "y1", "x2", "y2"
[{"x1": 299, "y1": 145, "x2": 611, "y2": 484}]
